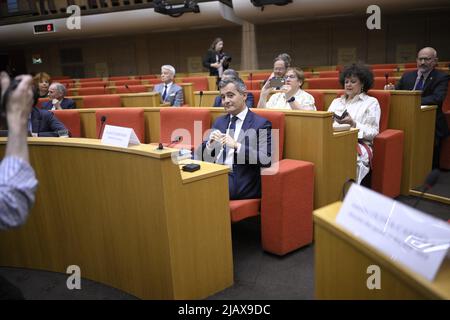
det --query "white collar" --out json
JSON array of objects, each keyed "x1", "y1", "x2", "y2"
[{"x1": 231, "y1": 107, "x2": 249, "y2": 122}]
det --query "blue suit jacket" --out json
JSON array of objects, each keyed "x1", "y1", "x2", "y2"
[
  {"x1": 153, "y1": 83, "x2": 184, "y2": 106},
  {"x1": 213, "y1": 92, "x2": 255, "y2": 108},
  {"x1": 31, "y1": 107, "x2": 67, "y2": 137},
  {"x1": 396, "y1": 69, "x2": 449, "y2": 138},
  {"x1": 197, "y1": 109, "x2": 272, "y2": 200},
  {"x1": 42, "y1": 98, "x2": 76, "y2": 110}
]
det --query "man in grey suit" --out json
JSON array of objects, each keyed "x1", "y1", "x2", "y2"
[{"x1": 153, "y1": 65, "x2": 184, "y2": 106}]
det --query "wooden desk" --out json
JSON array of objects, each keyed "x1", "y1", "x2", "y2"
[
  {"x1": 314, "y1": 202, "x2": 450, "y2": 299},
  {"x1": 0, "y1": 138, "x2": 233, "y2": 299},
  {"x1": 76, "y1": 107, "x2": 357, "y2": 208},
  {"x1": 388, "y1": 91, "x2": 436, "y2": 194},
  {"x1": 194, "y1": 90, "x2": 219, "y2": 107}
]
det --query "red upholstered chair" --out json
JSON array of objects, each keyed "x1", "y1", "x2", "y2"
[
  {"x1": 139, "y1": 75, "x2": 157, "y2": 80},
  {"x1": 248, "y1": 73, "x2": 271, "y2": 81},
  {"x1": 109, "y1": 76, "x2": 132, "y2": 81},
  {"x1": 244, "y1": 80, "x2": 263, "y2": 90},
  {"x1": 368, "y1": 90, "x2": 404, "y2": 197},
  {"x1": 305, "y1": 89, "x2": 325, "y2": 111},
  {"x1": 50, "y1": 110, "x2": 81, "y2": 137},
  {"x1": 143, "y1": 78, "x2": 161, "y2": 85},
  {"x1": 113, "y1": 79, "x2": 142, "y2": 86},
  {"x1": 160, "y1": 107, "x2": 211, "y2": 150},
  {"x1": 373, "y1": 69, "x2": 395, "y2": 77},
  {"x1": 114, "y1": 85, "x2": 149, "y2": 94},
  {"x1": 404, "y1": 63, "x2": 417, "y2": 69},
  {"x1": 83, "y1": 95, "x2": 122, "y2": 108},
  {"x1": 79, "y1": 81, "x2": 108, "y2": 88},
  {"x1": 439, "y1": 82, "x2": 450, "y2": 169},
  {"x1": 95, "y1": 108, "x2": 145, "y2": 142},
  {"x1": 318, "y1": 71, "x2": 339, "y2": 78},
  {"x1": 373, "y1": 77, "x2": 397, "y2": 90},
  {"x1": 79, "y1": 77, "x2": 103, "y2": 82},
  {"x1": 248, "y1": 90, "x2": 261, "y2": 108},
  {"x1": 370, "y1": 64, "x2": 398, "y2": 70},
  {"x1": 230, "y1": 110, "x2": 314, "y2": 255},
  {"x1": 178, "y1": 77, "x2": 209, "y2": 91},
  {"x1": 36, "y1": 98, "x2": 50, "y2": 109},
  {"x1": 306, "y1": 78, "x2": 341, "y2": 89},
  {"x1": 77, "y1": 87, "x2": 109, "y2": 96}
]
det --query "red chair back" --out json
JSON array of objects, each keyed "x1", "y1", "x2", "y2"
[
  {"x1": 79, "y1": 81, "x2": 108, "y2": 88},
  {"x1": 244, "y1": 80, "x2": 263, "y2": 90},
  {"x1": 79, "y1": 77, "x2": 103, "y2": 82},
  {"x1": 442, "y1": 82, "x2": 450, "y2": 113},
  {"x1": 160, "y1": 107, "x2": 211, "y2": 148},
  {"x1": 83, "y1": 95, "x2": 122, "y2": 108},
  {"x1": 95, "y1": 108, "x2": 145, "y2": 142},
  {"x1": 306, "y1": 78, "x2": 341, "y2": 89},
  {"x1": 252, "y1": 110, "x2": 285, "y2": 161},
  {"x1": 139, "y1": 75, "x2": 157, "y2": 79},
  {"x1": 179, "y1": 77, "x2": 209, "y2": 91},
  {"x1": 36, "y1": 98, "x2": 50, "y2": 109},
  {"x1": 77, "y1": 87, "x2": 109, "y2": 96},
  {"x1": 373, "y1": 69, "x2": 395, "y2": 77},
  {"x1": 51, "y1": 110, "x2": 81, "y2": 137},
  {"x1": 370, "y1": 64, "x2": 397, "y2": 70},
  {"x1": 318, "y1": 71, "x2": 339, "y2": 78},
  {"x1": 373, "y1": 77, "x2": 397, "y2": 90},
  {"x1": 114, "y1": 85, "x2": 149, "y2": 94},
  {"x1": 108, "y1": 76, "x2": 132, "y2": 81},
  {"x1": 144, "y1": 78, "x2": 162, "y2": 85},
  {"x1": 248, "y1": 73, "x2": 271, "y2": 81},
  {"x1": 404, "y1": 63, "x2": 417, "y2": 69},
  {"x1": 305, "y1": 89, "x2": 325, "y2": 111},
  {"x1": 248, "y1": 90, "x2": 260, "y2": 107},
  {"x1": 368, "y1": 90, "x2": 390, "y2": 132},
  {"x1": 113, "y1": 79, "x2": 142, "y2": 86}
]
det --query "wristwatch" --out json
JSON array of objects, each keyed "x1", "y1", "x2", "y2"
[{"x1": 287, "y1": 96, "x2": 295, "y2": 103}]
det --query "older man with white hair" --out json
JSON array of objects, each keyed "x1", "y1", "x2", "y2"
[
  {"x1": 396, "y1": 47, "x2": 449, "y2": 168},
  {"x1": 153, "y1": 65, "x2": 184, "y2": 106},
  {"x1": 42, "y1": 82, "x2": 76, "y2": 110}
]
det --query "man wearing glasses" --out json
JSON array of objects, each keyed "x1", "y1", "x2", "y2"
[{"x1": 396, "y1": 47, "x2": 449, "y2": 169}]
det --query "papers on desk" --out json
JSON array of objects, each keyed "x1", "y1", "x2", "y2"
[
  {"x1": 336, "y1": 184, "x2": 450, "y2": 281},
  {"x1": 101, "y1": 125, "x2": 140, "y2": 148}
]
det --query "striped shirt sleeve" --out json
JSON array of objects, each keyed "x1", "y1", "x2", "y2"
[{"x1": 0, "y1": 156, "x2": 38, "y2": 230}]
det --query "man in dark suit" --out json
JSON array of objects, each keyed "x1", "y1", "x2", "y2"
[
  {"x1": 396, "y1": 47, "x2": 449, "y2": 168},
  {"x1": 153, "y1": 65, "x2": 184, "y2": 107},
  {"x1": 197, "y1": 78, "x2": 272, "y2": 200},
  {"x1": 30, "y1": 106, "x2": 67, "y2": 137},
  {"x1": 42, "y1": 83, "x2": 76, "y2": 110}
]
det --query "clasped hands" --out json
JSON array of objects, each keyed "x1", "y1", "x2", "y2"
[
  {"x1": 209, "y1": 130, "x2": 238, "y2": 149},
  {"x1": 335, "y1": 114, "x2": 356, "y2": 127}
]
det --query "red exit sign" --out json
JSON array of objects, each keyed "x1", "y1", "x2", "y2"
[{"x1": 33, "y1": 23, "x2": 55, "y2": 34}]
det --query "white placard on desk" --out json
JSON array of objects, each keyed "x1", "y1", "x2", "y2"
[
  {"x1": 101, "y1": 125, "x2": 140, "y2": 148},
  {"x1": 336, "y1": 184, "x2": 450, "y2": 281}
]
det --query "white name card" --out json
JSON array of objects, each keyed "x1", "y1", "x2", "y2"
[
  {"x1": 336, "y1": 184, "x2": 450, "y2": 281},
  {"x1": 101, "y1": 125, "x2": 140, "y2": 148}
]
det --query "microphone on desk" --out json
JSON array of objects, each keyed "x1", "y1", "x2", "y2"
[
  {"x1": 98, "y1": 115, "x2": 107, "y2": 139},
  {"x1": 249, "y1": 72, "x2": 253, "y2": 81},
  {"x1": 125, "y1": 84, "x2": 130, "y2": 91},
  {"x1": 103, "y1": 83, "x2": 107, "y2": 94},
  {"x1": 384, "y1": 73, "x2": 389, "y2": 85},
  {"x1": 198, "y1": 91, "x2": 203, "y2": 107},
  {"x1": 167, "y1": 135, "x2": 183, "y2": 148},
  {"x1": 413, "y1": 169, "x2": 440, "y2": 208}
]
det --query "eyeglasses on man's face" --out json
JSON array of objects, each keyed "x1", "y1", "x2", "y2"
[{"x1": 417, "y1": 57, "x2": 434, "y2": 62}]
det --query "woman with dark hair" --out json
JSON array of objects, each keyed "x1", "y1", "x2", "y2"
[
  {"x1": 328, "y1": 63, "x2": 381, "y2": 184},
  {"x1": 202, "y1": 37, "x2": 231, "y2": 78}
]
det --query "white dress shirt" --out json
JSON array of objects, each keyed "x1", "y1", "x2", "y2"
[
  {"x1": 328, "y1": 93, "x2": 380, "y2": 145},
  {"x1": 265, "y1": 89, "x2": 316, "y2": 110}
]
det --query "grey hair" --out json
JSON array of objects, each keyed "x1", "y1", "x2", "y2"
[
  {"x1": 161, "y1": 65, "x2": 176, "y2": 76},
  {"x1": 52, "y1": 82, "x2": 66, "y2": 96},
  {"x1": 222, "y1": 69, "x2": 239, "y2": 79},
  {"x1": 218, "y1": 78, "x2": 247, "y2": 95}
]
